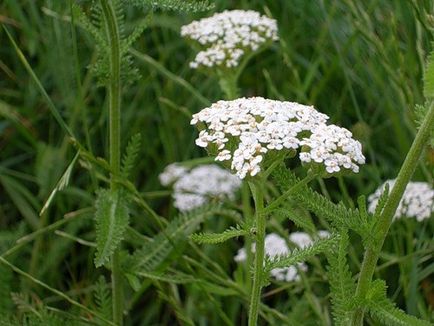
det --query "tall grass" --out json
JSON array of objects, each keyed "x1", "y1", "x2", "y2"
[{"x1": 0, "y1": 0, "x2": 433, "y2": 325}]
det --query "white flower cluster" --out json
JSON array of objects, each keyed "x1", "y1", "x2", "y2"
[
  {"x1": 368, "y1": 179, "x2": 434, "y2": 221},
  {"x1": 191, "y1": 97, "x2": 365, "y2": 178},
  {"x1": 299, "y1": 124, "x2": 365, "y2": 173},
  {"x1": 158, "y1": 163, "x2": 188, "y2": 186},
  {"x1": 235, "y1": 231, "x2": 330, "y2": 282},
  {"x1": 181, "y1": 10, "x2": 278, "y2": 69},
  {"x1": 159, "y1": 163, "x2": 241, "y2": 212}
]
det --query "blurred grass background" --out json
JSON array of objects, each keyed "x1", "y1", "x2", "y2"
[{"x1": 0, "y1": 0, "x2": 433, "y2": 324}]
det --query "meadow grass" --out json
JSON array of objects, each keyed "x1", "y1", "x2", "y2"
[{"x1": 0, "y1": 0, "x2": 433, "y2": 325}]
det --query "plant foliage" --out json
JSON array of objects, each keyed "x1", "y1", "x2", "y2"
[
  {"x1": 126, "y1": 204, "x2": 224, "y2": 275},
  {"x1": 72, "y1": 1, "x2": 148, "y2": 85},
  {"x1": 94, "y1": 188, "x2": 130, "y2": 267},
  {"x1": 190, "y1": 223, "x2": 249, "y2": 244},
  {"x1": 128, "y1": 0, "x2": 214, "y2": 12}
]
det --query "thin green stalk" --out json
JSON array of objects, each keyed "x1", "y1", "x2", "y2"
[
  {"x1": 100, "y1": 0, "x2": 123, "y2": 324},
  {"x1": 242, "y1": 182, "x2": 253, "y2": 292},
  {"x1": 248, "y1": 181, "x2": 266, "y2": 326},
  {"x1": 351, "y1": 103, "x2": 434, "y2": 325}
]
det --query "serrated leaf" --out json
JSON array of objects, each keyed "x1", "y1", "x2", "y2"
[
  {"x1": 271, "y1": 165, "x2": 364, "y2": 235},
  {"x1": 94, "y1": 189, "x2": 130, "y2": 267},
  {"x1": 127, "y1": 204, "x2": 224, "y2": 274},
  {"x1": 121, "y1": 133, "x2": 141, "y2": 179},
  {"x1": 366, "y1": 280, "x2": 431, "y2": 326},
  {"x1": 129, "y1": 0, "x2": 214, "y2": 12},
  {"x1": 265, "y1": 235, "x2": 337, "y2": 271},
  {"x1": 326, "y1": 230, "x2": 356, "y2": 325},
  {"x1": 93, "y1": 276, "x2": 112, "y2": 322},
  {"x1": 190, "y1": 225, "x2": 248, "y2": 244}
]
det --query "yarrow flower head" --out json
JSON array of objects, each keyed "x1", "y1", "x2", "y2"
[
  {"x1": 181, "y1": 10, "x2": 278, "y2": 69},
  {"x1": 159, "y1": 163, "x2": 241, "y2": 212},
  {"x1": 191, "y1": 97, "x2": 365, "y2": 179},
  {"x1": 368, "y1": 179, "x2": 434, "y2": 221}
]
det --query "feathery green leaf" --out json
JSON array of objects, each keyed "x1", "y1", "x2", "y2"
[
  {"x1": 121, "y1": 133, "x2": 142, "y2": 179},
  {"x1": 191, "y1": 224, "x2": 248, "y2": 244},
  {"x1": 271, "y1": 165, "x2": 364, "y2": 234},
  {"x1": 265, "y1": 234, "x2": 337, "y2": 271},
  {"x1": 326, "y1": 230, "x2": 357, "y2": 325},
  {"x1": 127, "y1": 204, "x2": 224, "y2": 274},
  {"x1": 94, "y1": 189, "x2": 130, "y2": 267},
  {"x1": 366, "y1": 280, "x2": 431, "y2": 326},
  {"x1": 93, "y1": 276, "x2": 112, "y2": 322},
  {"x1": 128, "y1": 0, "x2": 214, "y2": 12}
]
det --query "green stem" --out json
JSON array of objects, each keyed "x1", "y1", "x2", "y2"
[
  {"x1": 100, "y1": 0, "x2": 123, "y2": 324},
  {"x1": 242, "y1": 182, "x2": 254, "y2": 292},
  {"x1": 351, "y1": 103, "x2": 434, "y2": 325},
  {"x1": 248, "y1": 181, "x2": 265, "y2": 326}
]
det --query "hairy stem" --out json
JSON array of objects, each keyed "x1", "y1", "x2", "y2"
[
  {"x1": 242, "y1": 182, "x2": 254, "y2": 292},
  {"x1": 351, "y1": 103, "x2": 434, "y2": 325},
  {"x1": 100, "y1": 0, "x2": 123, "y2": 324},
  {"x1": 248, "y1": 181, "x2": 266, "y2": 326}
]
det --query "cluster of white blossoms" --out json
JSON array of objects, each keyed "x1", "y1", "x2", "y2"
[
  {"x1": 235, "y1": 231, "x2": 330, "y2": 282},
  {"x1": 191, "y1": 97, "x2": 365, "y2": 178},
  {"x1": 299, "y1": 124, "x2": 365, "y2": 174},
  {"x1": 181, "y1": 10, "x2": 278, "y2": 69},
  {"x1": 368, "y1": 179, "x2": 434, "y2": 221},
  {"x1": 158, "y1": 163, "x2": 188, "y2": 186},
  {"x1": 159, "y1": 163, "x2": 241, "y2": 212}
]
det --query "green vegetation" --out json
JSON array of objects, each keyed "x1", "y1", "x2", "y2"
[{"x1": 0, "y1": 0, "x2": 433, "y2": 325}]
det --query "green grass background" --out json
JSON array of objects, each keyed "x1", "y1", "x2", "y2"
[{"x1": 0, "y1": 0, "x2": 433, "y2": 324}]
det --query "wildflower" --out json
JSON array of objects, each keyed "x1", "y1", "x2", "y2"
[
  {"x1": 368, "y1": 180, "x2": 434, "y2": 221},
  {"x1": 181, "y1": 10, "x2": 278, "y2": 69},
  {"x1": 191, "y1": 97, "x2": 365, "y2": 179},
  {"x1": 160, "y1": 163, "x2": 241, "y2": 212},
  {"x1": 299, "y1": 124, "x2": 365, "y2": 174},
  {"x1": 159, "y1": 163, "x2": 189, "y2": 186},
  {"x1": 289, "y1": 231, "x2": 313, "y2": 249}
]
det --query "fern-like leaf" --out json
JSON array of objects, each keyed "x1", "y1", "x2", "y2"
[
  {"x1": 271, "y1": 165, "x2": 364, "y2": 235},
  {"x1": 265, "y1": 234, "x2": 337, "y2": 271},
  {"x1": 129, "y1": 0, "x2": 214, "y2": 12},
  {"x1": 121, "y1": 133, "x2": 141, "y2": 179},
  {"x1": 93, "y1": 276, "x2": 112, "y2": 322},
  {"x1": 273, "y1": 207, "x2": 316, "y2": 233},
  {"x1": 73, "y1": 1, "x2": 143, "y2": 85},
  {"x1": 190, "y1": 224, "x2": 248, "y2": 244},
  {"x1": 126, "y1": 204, "x2": 224, "y2": 274},
  {"x1": 366, "y1": 280, "x2": 431, "y2": 326},
  {"x1": 94, "y1": 189, "x2": 130, "y2": 267},
  {"x1": 326, "y1": 230, "x2": 357, "y2": 325},
  {"x1": 120, "y1": 17, "x2": 150, "y2": 56}
]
